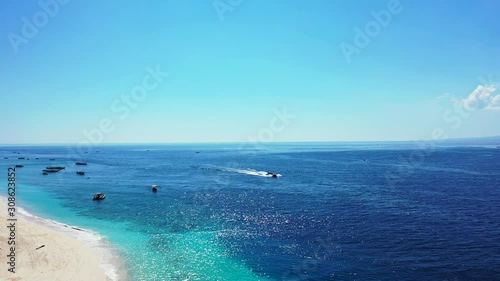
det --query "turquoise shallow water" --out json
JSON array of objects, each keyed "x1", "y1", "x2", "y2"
[
  {"x1": 1, "y1": 142, "x2": 500, "y2": 280},
  {"x1": 10, "y1": 183, "x2": 263, "y2": 281}
]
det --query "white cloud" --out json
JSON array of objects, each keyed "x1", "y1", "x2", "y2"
[{"x1": 458, "y1": 85, "x2": 500, "y2": 110}]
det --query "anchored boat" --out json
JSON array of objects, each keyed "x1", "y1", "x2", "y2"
[
  {"x1": 92, "y1": 193, "x2": 106, "y2": 200},
  {"x1": 42, "y1": 169, "x2": 60, "y2": 173},
  {"x1": 47, "y1": 166, "x2": 65, "y2": 170}
]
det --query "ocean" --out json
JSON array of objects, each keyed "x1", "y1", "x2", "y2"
[{"x1": 1, "y1": 142, "x2": 499, "y2": 280}]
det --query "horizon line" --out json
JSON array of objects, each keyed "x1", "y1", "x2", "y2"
[{"x1": 1, "y1": 135, "x2": 499, "y2": 146}]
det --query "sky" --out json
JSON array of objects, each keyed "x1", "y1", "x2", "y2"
[{"x1": 1, "y1": 0, "x2": 499, "y2": 144}]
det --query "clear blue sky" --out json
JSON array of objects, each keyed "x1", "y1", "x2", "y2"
[{"x1": 1, "y1": 0, "x2": 499, "y2": 144}]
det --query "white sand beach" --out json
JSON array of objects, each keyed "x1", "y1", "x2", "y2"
[{"x1": 0, "y1": 197, "x2": 112, "y2": 281}]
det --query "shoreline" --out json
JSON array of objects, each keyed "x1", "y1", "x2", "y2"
[{"x1": 0, "y1": 196, "x2": 129, "y2": 281}]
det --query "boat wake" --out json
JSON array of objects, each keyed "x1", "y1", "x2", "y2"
[
  {"x1": 196, "y1": 166, "x2": 282, "y2": 178},
  {"x1": 225, "y1": 168, "x2": 282, "y2": 177}
]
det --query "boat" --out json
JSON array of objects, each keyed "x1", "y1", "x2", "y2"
[
  {"x1": 44, "y1": 167, "x2": 64, "y2": 173},
  {"x1": 18, "y1": 157, "x2": 25, "y2": 160},
  {"x1": 152, "y1": 185, "x2": 158, "y2": 192},
  {"x1": 266, "y1": 171, "x2": 278, "y2": 178},
  {"x1": 93, "y1": 193, "x2": 106, "y2": 200},
  {"x1": 42, "y1": 169, "x2": 60, "y2": 173},
  {"x1": 76, "y1": 171, "x2": 85, "y2": 175},
  {"x1": 49, "y1": 158, "x2": 56, "y2": 161},
  {"x1": 15, "y1": 165, "x2": 24, "y2": 168},
  {"x1": 47, "y1": 166, "x2": 65, "y2": 170},
  {"x1": 76, "y1": 162, "x2": 88, "y2": 166}
]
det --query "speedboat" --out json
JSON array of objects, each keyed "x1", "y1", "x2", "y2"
[
  {"x1": 76, "y1": 171, "x2": 85, "y2": 175},
  {"x1": 152, "y1": 185, "x2": 158, "y2": 192},
  {"x1": 266, "y1": 171, "x2": 278, "y2": 178},
  {"x1": 93, "y1": 193, "x2": 106, "y2": 200},
  {"x1": 15, "y1": 164, "x2": 24, "y2": 168},
  {"x1": 76, "y1": 161, "x2": 88, "y2": 166}
]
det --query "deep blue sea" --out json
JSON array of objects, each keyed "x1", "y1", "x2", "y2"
[{"x1": 1, "y1": 142, "x2": 499, "y2": 280}]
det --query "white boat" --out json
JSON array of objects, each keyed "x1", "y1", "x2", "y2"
[{"x1": 93, "y1": 193, "x2": 106, "y2": 200}]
